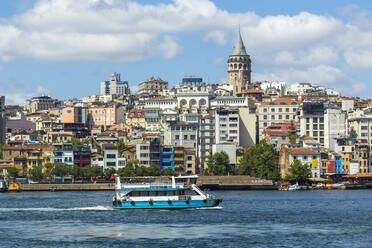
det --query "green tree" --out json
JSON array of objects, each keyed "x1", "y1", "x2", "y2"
[
  {"x1": 284, "y1": 159, "x2": 311, "y2": 185},
  {"x1": 117, "y1": 139, "x2": 127, "y2": 154},
  {"x1": 104, "y1": 167, "x2": 116, "y2": 179},
  {"x1": 54, "y1": 163, "x2": 72, "y2": 177},
  {"x1": 205, "y1": 151, "x2": 231, "y2": 176},
  {"x1": 117, "y1": 163, "x2": 136, "y2": 177},
  {"x1": 162, "y1": 167, "x2": 175, "y2": 176},
  {"x1": 29, "y1": 166, "x2": 43, "y2": 182},
  {"x1": 90, "y1": 165, "x2": 104, "y2": 177},
  {"x1": 43, "y1": 163, "x2": 54, "y2": 183},
  {"x1": 288, "y1": 132, "x2": 297, "y2": 143},
  {"x1": 147, "y1": 163, "x2": 162, "y2": 176},
  {"x1": 134, "y1": 165, "x2": 148, "y2": 176},
  {"x1": 238, "y1": 140, "x2": 280, "y2": 181},
  {"x1": 7, "y1": 167, "x2": 20, "y2": 179}
]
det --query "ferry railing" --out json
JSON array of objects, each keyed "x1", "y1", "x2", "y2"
[{"x1": 120, "y1": 182, "x2": 188, "y2": 189}]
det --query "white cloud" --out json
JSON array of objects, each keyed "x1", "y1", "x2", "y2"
[
  {"x1": 344, "y1": 49, "x2": 372, "y2": 69},
  {"x1": 0, "y1": 82, "x2": 50, "y2": 105},
  {"x1": 1, "y1": 0, "x2": 372, "y2": 97}
]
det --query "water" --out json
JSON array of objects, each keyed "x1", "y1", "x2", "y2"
[{"x1": 1, "y1": 190, "x2": 372, "y2": 247}]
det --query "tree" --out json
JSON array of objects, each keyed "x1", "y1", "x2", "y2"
[
  {"x1": 104, "y1": 167, "x2": 116, "y2": 179},
  {"x1": 43, "y1": 163, "x2": 54, "y2": 183},
  {"x1": 117, "y1": 163, "x2": 136, "y2": 177},
  {"x1": 205, "y1": 151, "x2": 231, "y2": 176},
  {"x1": 147, "y1": 163, "x2": 162, "y2": 176},
  {"x1": 238, "y1": 140, "x2": 280, "y2": 181},
  {"x1": 134, "y1": 165, "x2": 148, "y2": 177},
  {"x1": 90, "y1": 165, "x2": 104, "y2": 177},
  {"x1": 7, "y1": 167, "x2": 20, "y2": 179},
  {"x1": 284, "y1": 159, "x2": 311, "y2": 185},
  {"x1": 117, "y1": 139, "x2": 127, "y2": 154},
  {"x1": 54, "y1": 163, "x2": 72, "y2": 177},
  {"x1": 162, "y1": 167, "x2": 175, "y2": 176},
  {"x1": 29, "y1": 166, "x2": 43, "y2": 182}
]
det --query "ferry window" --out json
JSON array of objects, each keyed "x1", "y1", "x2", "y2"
[
  {"x1": 149, "y1": 191, "x2": 157, "y2": 196},
  {"x1": 178, "y1": 190, "x2": 185, "y2": 195},
  {"x1": 167, "y1": 191, "x2": 176, "y2": 196},
  {"x1": 140, "y1": 191, "x2": 149, "y2": 197}
]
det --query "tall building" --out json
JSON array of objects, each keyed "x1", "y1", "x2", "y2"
[
  {"x1": 228, "y1": 26, "x2": 252, "y2": 95},
  {"x1": 138, "y1": 77, "x2": 168, "y2": 95},
  {"x1": 100, "y1": 72, "x2": 129, "y2": 95},
  {"x1": 24, "y1": 96, "x2": 57, "y2": 113}
]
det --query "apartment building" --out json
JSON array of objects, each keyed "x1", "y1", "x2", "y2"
[
  {"x1": 138, "y1": 77, "x2": 168, "y2": 95},
  {"x1": 300, "y1": 101, "x2": 346, "y2": 150},
  {"x1": 100, "y1": 72, "x2": 129, "y2": 95},
  {"x1": 257, "y1": 98, "x2": 299, "y2": 139},
  {"x1": 215, "y1": 109, "x2": 240, "y2": 145}
]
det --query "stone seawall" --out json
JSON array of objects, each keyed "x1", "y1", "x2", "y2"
[{"x1": 20, "y1": 176, "x2": 276, "y2": 191}]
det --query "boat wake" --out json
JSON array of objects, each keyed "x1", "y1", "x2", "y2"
[
  {"x1": 193, "y1": 206, "x2": 223, "y2": 210},
  {"x1": 0, "y1": 205, "x2": 113, "y2": 212}
]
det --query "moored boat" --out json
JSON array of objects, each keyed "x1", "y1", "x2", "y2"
[
  {"x1": 112, "y1": 175, "x2": 222, "y2": 209},
  {"x1": 0, "y1": 178, "x2": 7, "y2": 192}
]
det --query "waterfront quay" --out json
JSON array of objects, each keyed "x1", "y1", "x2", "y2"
[{"x1": 19, "y1": 175, "x2": 275, "y2": 191}]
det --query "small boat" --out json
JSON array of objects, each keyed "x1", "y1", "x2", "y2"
[
  {"x1": 112, "y1": 175, "x2": 222, "y2": 209},
  {"x1": 288, "y1": 183, "x2": 301, "y2": 191},
  {"x1": 0, "y1": 178, "x2": 7, "y2": 192},
  {"x1": 7, "y1": 182, "x2": 20, "y2": 192}
]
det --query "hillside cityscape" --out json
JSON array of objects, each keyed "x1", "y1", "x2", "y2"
[{"x1": 0, "y1": 28, "x2": 369, "y2": 184}]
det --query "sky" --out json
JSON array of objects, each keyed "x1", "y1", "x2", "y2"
[{"x1": 1, "y1": 0, "x2": 372, "y2": 105}]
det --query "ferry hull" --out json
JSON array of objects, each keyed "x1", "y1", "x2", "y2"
[{"x1": 113, "y1": 199, "x2": 222, "y2": 209}]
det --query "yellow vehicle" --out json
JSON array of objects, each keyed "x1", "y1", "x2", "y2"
[{"x1": 7, "y1": 182, "x2": 20, "y2": 192}]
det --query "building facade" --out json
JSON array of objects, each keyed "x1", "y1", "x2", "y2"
[{"x1": 100, "y1": 72, "x2": 129, "y2": 95}]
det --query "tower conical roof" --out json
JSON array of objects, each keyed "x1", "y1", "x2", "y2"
[{"x1": 232, "y1": 26, "x2": 247, "y2": 56}]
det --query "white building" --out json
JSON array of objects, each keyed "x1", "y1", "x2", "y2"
[
  {"x1": 102, "y1": 144, "x2": 125, "y2": 170},
  {"x1": 215, "y1": 109, "x2": 240, "y2": 145},
  {"x1": 257, "y1": 98, "x2": 299, "y2": 139},
  {"x1": 100, "y1": 72, "x2": 129, "y2": 95}
]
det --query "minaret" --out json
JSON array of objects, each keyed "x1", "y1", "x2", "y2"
[{"x1": 228, "y1": 25, "x2": 251, "y2": 95}]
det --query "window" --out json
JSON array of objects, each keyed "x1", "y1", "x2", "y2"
[
  {"x1": 286, "y1": 108, "x2": 289, "y2": 112},
  {"x1": 313, "y1": 124, "x2": 318, "y2": 130},
  {"x1": 190, "y1": 135, "x2": 196, "y2": 140},
  {"x1": 187, "y1": 164, "x2": 192, "y2": 168},
  {"x1": 184, "y1": 135, "x2": 188, "y2": 140},
  {"x1": 107, "y1": 162, "x2": 116, "y2": 166},
  {"x1": 304, "y1": 156, "x2": 308, "y2": 160},
  {"x1": 279, "y1": 115, "x2": 282, "y2": 120},
  {"x1": 264, "y1": 122, "x2": 267, "y2": 127},
  {"x1": 271, "y1": 115, "x2": 275, "y2": 120},
  {"x1": 293, "y1": 108, "x2": 296, "y2": 112},
  {"x1": 320, "y1": 138, "x2": 324, "y2": 143},
  {"x1": 263, "y1": 115, "x2": 267, "y2": 120},
  {"x1": 286, "y1": 115, "x2": 290, "y2": 120},
  {"x1": 293, "y1": 156, "x2": 297, "y2": 159},
  {"x1": 187, "y1": 156, "x2": 192, "y2": 160},
  {"x1": 263, "y1": 108, "x2": 267, "y2": 112},
  {"x1": 313, "y1": 131, "x2": 318, "y2": 136},
  {"x1": 320, "y1": 117, "x2": 324, "y2": 123},
  {"x1": 278, "y1": 108, "x2": 282, "y2": 112},
  {"x1": 306, "y1": 118, "x2": 310, "y2": 123},
  {"x1": 319, "y1": 124, "x2": 324, "y2": 130},
  {"x1": 313, "y1": 117, "x2": 318, "y2": 123},
  {"x1": 306, "y1": 124, "x2": 310, "y2": 130},
  {"x1": 107, "y1": 154, "x2": 116, "y2": 159},
  {"x1": 271, "y1": 108, "x2": 275, "y2": 112},
  {"x1": 175, "y1": 135, "x2": 179, "y2": 140}
]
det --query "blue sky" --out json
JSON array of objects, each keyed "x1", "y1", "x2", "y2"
[{"x1": 1, "y1": 0, "x2": 372, "y2": 104}]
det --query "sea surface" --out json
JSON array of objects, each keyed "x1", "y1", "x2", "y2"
[{"x1": 1, "y1": 190, "x2": 372, "y2": 247}]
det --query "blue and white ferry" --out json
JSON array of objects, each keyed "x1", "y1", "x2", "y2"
[{"x1": 112, "y1": 175, "x2": 222, "y2": 209}]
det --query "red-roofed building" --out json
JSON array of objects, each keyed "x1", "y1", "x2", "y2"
[
  {"x1": 264, "y1": 122, "x2": 296, "y2": 149},
  {"x1": 257, "y1": 98, "x2": 300, "y2": 139},
  {"x1": 279, "y1": 146, "x2": 321, "y2": 178}
]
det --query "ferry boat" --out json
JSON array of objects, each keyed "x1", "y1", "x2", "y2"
[{"x1": 112, "y1": 175, "x2": 222, "y2": 209}]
